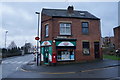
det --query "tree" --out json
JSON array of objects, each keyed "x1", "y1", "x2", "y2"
[{"x1": 7, "y1": 41, "x2": 17, "y2": 49}]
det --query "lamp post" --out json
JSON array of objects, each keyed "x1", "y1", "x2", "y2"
[
  {"x1": 5, "y1": 30, "x2": 8, "y2": 49},
  {"x1": 35, "y1": 12, "x2": 40, "y2": 66}
]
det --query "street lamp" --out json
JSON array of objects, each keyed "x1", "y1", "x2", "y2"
[
  {"x1": 5, "y1": 30, "x2": 8, "y2": 49},
  {"x1": 35, "y1": 12, "x2": 40, "y2": 66}
]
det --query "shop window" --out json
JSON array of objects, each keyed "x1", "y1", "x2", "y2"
[
  {"x1": 60, "y1": 23, "x2": 71, "y2": 35},
  {"x1": 57, "y1": 49, "x2": 74, "y2": 61},
  {"x1": 82, "y1": 22, "x2": 89, "y2": 34},
  {"x1": 82, "y1": 42, "x2": 90, "y2": 55},
  {"x1": 45, "y1": 24, "x2": 49, "y2": 37}
]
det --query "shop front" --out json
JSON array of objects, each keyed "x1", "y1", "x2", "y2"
[
  {"x1": 41, "y1": 41, "x2": 52, "y2": 65},
  {"x1": 41, "y1": 39, "x2": 76, "y2": 65},
  {"x1": 55, "y1": 39, "x2": 76, "y2": 62}
]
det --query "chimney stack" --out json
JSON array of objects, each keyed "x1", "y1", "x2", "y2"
[{"x1": 67, "y1": 6, "x2": 74, "y2": 13}]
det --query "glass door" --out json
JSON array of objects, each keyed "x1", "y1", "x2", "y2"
[{"x1": 44, "y1": 47, "x2": 49, "y2": 64}]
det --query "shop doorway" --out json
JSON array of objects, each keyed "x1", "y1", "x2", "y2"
[
  {"x1": 94, "y1": 42, "x2": 100, "y2": 59},
  {"x1": 44, "y1": 47, "x2": 49, "y2": 64}
]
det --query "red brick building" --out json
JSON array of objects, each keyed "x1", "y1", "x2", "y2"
[
  {"x1": 113, "y1": 26, "x2": 120, "y2": 49},
  {"x1": 101, "y1": 37, "x2": 115, "y2": 48},
  {"x1": 40, "y1": 6, "x2": 102, "y2": 65}
]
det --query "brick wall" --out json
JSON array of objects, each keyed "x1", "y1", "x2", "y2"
[
  {"x1": 41, "y1": 14, "x2": 102, "y2": 62},
  {"x1": 114, "y1": 26, "x2": 120, "y2": 49}
]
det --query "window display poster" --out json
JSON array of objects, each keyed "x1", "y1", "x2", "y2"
[{"x1": 70, "y1": 55, "x2": 74, "y2": 60}]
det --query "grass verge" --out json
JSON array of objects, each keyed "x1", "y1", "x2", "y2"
[{"x1": 103, "y1": 54, "x2": 120, "y2": 60}]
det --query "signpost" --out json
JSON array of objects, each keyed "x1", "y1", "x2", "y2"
[
  {"x1": 35, "y1": 36, "x2": 40, "y2": 66},
  {"x1": 35, "y1": 37, "x2": 40, "y2": 40}
]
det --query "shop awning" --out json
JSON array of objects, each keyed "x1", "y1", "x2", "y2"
[
  {"x1": 56, "y1": 41, "x2": 76, "y2": 46},
  {"x1": 41, "y1": 41, "x2": 52, "y2": 46}
]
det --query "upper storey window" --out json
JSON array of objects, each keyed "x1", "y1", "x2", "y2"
[
  {"x1": 45, "y1": 24, "x2": 49, "y2": 37},
  {"x1": 60, "y1": 23, "x2": 71, "y2": 35},
  {"x1": 82, "y1": 22, "x2": 89, "y2": 34}
]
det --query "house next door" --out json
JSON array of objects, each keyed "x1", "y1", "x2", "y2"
[
  {"x1": 94, "y1": 42, "x2": 100, "y2": 59},
  {"x1": 44, "y1": 47, "x2": 49, "y2": 64}
]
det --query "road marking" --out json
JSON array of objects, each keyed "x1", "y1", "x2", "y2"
[
  {"x1": 20, "y1": 65, "x2": 118, "y2": 74},
  {"x1": 41, "y1": 72, "x2": 76, "y2": 74},
  {"x1": 23, "y1": 62, "x2": 28, "y2": 64},
  {"x1": 11, "y1": 61, "x2": 18, "y2": 63},
  {"x1": 2, "y1": 61, "x2": 28, "y2": 64},
  {"x1": 17, "y1": 61, "x2": 23, "y2": 64},
  {"x1": 20, "y1": 68, "x2": 31, "y2": 72},
  {"x1": 16, "y1": 67, "x2": 19, "y2": 70}
]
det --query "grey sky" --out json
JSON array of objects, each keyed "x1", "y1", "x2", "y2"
[{"x1": 1, "y1": 2, "x2": 118, "y2": 48}]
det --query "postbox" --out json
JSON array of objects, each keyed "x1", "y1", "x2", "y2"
[{"x1": 52, "y1": 53, "x2": 57, "y2": 66}]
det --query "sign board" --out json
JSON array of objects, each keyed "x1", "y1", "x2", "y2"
[
  {"x1": 56, "y1": 41, "x2": 76, "y2": 46},
  {"x1": 41, "y1": 41, "x2": 52, "y2": 46},
  {"x1": 35, "y1": 37, "x2": 40, "y2": 40}
]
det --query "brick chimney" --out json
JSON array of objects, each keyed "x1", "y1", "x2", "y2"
[{"x1": 67, "y1": 6, "x2": 74, "y2": 13}]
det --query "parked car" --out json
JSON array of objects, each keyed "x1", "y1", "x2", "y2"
[{"x1": 115, "y1": 49, "x2": 120, "y2": 57}]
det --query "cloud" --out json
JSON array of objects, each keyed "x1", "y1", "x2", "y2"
[
  {"x1": 7, "y1": 35, "x2": 36, "y2": 47},
  {"x1": 16, "y1": 9, "x2": 34, "y2": 21},
  {"x1": 1, "y1": 4, "x2": 36, "y2": 47},
  {"x1": 1, "y1": 0, "x2": 120, "y2": 2},
  {"x1": 2, "y1": 4, "x2": 34, "y2": 22},
  {"x1": 1, "y1": 2, "x2": 118, "y2": 48}
]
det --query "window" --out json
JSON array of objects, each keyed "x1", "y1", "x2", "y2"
[
  {"x1": 82, "y1": 42, "x2": 90, "y2": 55},
  {"x1": 57, "y1": 49, "x2": 74, "y2": 61},
  {"x1": 82, "y1": 22, "x2": 89, "y2": 34},
  {"x1": 60, "y1": 23, "x2": 71, "y2": 35},
  {"x1": 80, "y1": 12, "x2": 85, "y2": 16},
  {"x1": 45, "y1": 24, "x2": 49, "y2": 37}
]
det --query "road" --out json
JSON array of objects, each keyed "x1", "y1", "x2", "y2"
[
  {"x1": 1, "y1": 54, "x2": 120, "y2": 80},
  {"x1": 5, "y1": 65, "x2": 119, "y2": 79},
  {"x1": 1, "y1": 54, "x2": 33, "y2": 78}
]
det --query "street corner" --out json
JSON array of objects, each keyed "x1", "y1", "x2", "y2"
[
  {"x1": 20, "y1": 60, "x2": 36, "y2": 72},
  {"x1": 20, "y1": 59, "x2": 120, "y2": 75}
]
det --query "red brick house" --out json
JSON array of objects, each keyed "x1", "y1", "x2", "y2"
[
  {"x1": 40, "y1": 6, "x2": 102, "y2": 65},
  {"x1": 113, "y1": 26, "x2": 120, "y2": 50}
]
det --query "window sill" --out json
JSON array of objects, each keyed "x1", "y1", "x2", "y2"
[
  {"x1": 59, "y1": 34, "x2": 72, "y2": 36},
  {"x1": 83, "y1": 54, "x2": 90, "y2": 56},
  {"x1": 45, "y1": 36, "x2": 49, "y2": 38}
]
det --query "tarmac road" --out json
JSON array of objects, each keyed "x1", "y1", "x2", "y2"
[
  {"x1": 1, "y1": 54, "x2": 33, "y2": 78},
  {"x1": 1, "y1": 54, "x2": 120, "y2": 80},
  {"x1": 5, "y1": 64, "x2": 119, "y2": 79}
]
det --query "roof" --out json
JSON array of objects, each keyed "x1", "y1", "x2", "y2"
[
  {"x1": 114, "y1": 26, "x2": 120, "y2": 29},
  {"x1": 42, "y1": 8, "x2": 100, "y2": 20}
]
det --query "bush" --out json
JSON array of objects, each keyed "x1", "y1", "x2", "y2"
[
  {"x1": 2, "y1": 47, "x2": 22, "y2": 58},
  {"x1": 102, "y1": 47, "x2": 115, "y2": 55}
]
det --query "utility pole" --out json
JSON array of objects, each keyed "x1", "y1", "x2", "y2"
[{"x1": 35, "y1": 12, "x2": 40, "y2": 66}]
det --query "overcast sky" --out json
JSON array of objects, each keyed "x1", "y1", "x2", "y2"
[{"x1": 0, "y1": 2, "x2": 118, "y2": 48}]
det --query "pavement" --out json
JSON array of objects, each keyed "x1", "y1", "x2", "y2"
[{"x1": 21, "y1": 59, "x2": 120, "y2": 74}]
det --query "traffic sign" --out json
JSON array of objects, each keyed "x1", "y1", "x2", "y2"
[{"x1": 35, "y1": 37, "x2": 40, "y2": 40}]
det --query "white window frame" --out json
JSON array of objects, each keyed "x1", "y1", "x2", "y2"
[
  {"x1": 45, "y1": 24, "x2": 49, "y2": 37},
  {"x1": 60, "y1": 23, "x2": 71, "y2": 35}
]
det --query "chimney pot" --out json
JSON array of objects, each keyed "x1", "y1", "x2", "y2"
[{"x1": 67, "y1": 6, "x2": 74, "y2": 13}]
